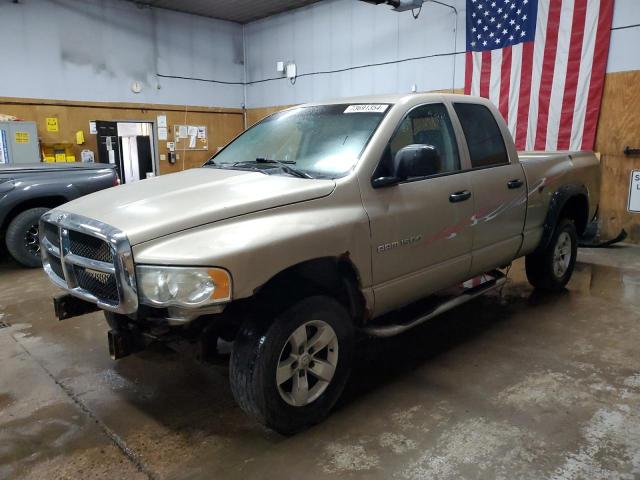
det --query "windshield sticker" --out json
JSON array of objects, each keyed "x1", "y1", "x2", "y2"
[{"x1": 344, "y1": 104, "x2": 389, "y2": 114}]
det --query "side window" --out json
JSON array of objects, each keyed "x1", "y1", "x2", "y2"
[
  {"x1": 377, "y1": 103, "x2": 461, "y2": 178},
  {"x1": 453, "y1": 103, "x2": 509, "y2": 168}
]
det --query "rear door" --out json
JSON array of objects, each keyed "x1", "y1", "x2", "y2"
[{"x1": 452, "y1": 102, "x2": 527, "y2": 275}]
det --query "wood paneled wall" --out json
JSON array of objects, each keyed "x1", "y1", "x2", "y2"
[
  {"x1": 0, "y1": 98, "x2": 244, "y2": 175},
  {"x1": 246, "y1": 105, "x2": 293, "y2": 127},
  {"x1": 594, "y1": 70, "x2": 640, "y2": 243}
]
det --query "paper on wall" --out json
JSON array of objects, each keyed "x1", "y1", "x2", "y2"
[
  {"x1": 189, "y1": 135, "x2": 197, "y2": 148},
  {"x1": 197, "y1": 127, "x2": 207, "y2": 139},
  {"x1": 46, "y1": 117, "x2": 59, "y2": 132},
  {"x1": 158, "y1": 127, "x2": 168, "y2": 141},
  {"x1": 187, "y1": 126, "x2": 198, "y2": 137},
  {"x1": 89, "y1": 121, "x2": 97, "y2": 134},
  {"x1": 178, "y1": 126, "x2": 188, "y2": 138},
  {"x1": 157, "y1": 115, "x2": 167, "y2": 128}
]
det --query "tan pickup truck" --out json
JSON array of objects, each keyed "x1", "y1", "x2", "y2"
[{"x1": 40, "y1": 94, "x2": 599, "y2": 434}]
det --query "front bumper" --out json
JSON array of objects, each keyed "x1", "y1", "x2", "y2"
[{"x1": 40, "y1": 211, "x2": 139, "y2": 315}]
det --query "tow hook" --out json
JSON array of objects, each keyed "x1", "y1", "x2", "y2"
[
  {"x1": 107, "y1": 329, "x2": 144, "y2": 360},
  {"x1": 53, "y1": 294, "x2": 100, "y2": 321}
]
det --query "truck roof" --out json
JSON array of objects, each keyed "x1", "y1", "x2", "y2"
[{"x1": 298, "y1": 92, "x2": 477, "y2": 108}]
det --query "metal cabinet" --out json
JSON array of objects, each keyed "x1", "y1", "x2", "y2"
[{"x1": 0, "y1": 121, "x2": 39, "y2": 164}]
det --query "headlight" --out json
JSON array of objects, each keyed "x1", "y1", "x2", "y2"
[{"x1": 137, "y1": 266, "x2": 231, "y2": 308}]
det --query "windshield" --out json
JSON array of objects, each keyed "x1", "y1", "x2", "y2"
[{"x1": 206, "y1": 104, "x2": 390, "y2": 178}]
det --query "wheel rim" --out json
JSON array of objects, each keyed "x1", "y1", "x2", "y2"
[
  {"x1": 24, "y1": 223, "x2": 41, "y2": 257},
  {"x1": 552, "y1": 231, "x2": 572, "y2": 278},
  {"x1": 276, "y1": 320, "x2": 339, "y2": 407}
]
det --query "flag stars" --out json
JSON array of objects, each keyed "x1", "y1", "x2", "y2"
[{"x1": 467, "y1": 0, "x2": 533, "y2": 49}]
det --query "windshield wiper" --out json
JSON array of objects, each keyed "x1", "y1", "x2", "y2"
[{"x1": 255, "y1": 158, "x2": 313, "y2": 179}]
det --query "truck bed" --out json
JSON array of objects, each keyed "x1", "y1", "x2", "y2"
[{"x1": 518, "y1": 150, "x2": 600, "y2": 256}]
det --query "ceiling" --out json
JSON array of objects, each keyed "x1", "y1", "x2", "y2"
[{"x1": 132, "y1": 0, "x2": 323, "y2": 24}]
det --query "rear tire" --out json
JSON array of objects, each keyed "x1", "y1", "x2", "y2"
[
  {"x1": 230, "y1": 295, "x2": 354, "y2": 435},
  {"x1": 526, "y1": 218, "x2": 577, "y2": 292},
  {"x1": 5, "y1": 207, "x2": 49, "y2": 268}
]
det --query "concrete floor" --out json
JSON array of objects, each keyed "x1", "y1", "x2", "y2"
[{"x1": 1, "y1": 246, "x2": 640, "y2": 480}]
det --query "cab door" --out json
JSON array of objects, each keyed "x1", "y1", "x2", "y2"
[
  {"x1": 451, "y1": 102, "x2": 527, "y2": 276},
  {"x1": 360, "y1": 102, "x2": 475, "y2": 316}
]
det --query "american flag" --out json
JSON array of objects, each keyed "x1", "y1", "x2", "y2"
[{"x1": 464, "y1": 0, "x2": 614, "y2": 151}]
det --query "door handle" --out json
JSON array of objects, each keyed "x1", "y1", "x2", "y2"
[
  {"x1": 507, "y1": 179, "x2": 524, "y2": 189},
  {"x1": 449, "y1": 190, "x2": 472, "y2": 203}
]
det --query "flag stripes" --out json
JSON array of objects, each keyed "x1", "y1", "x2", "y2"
[{"x1": 464, "y1": 0, "x2": 614, "y2": 151}]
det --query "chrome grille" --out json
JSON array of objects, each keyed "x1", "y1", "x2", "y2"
[
  {"x1": 73, "y1": 265, "x2": 119, "y2": 302},
  {"x1": 69, "y1": 230, "x2": 114, "y2": 263},
  {"x1": 39, "y1": 212, "x2": 138, "y2": 315},
  {"x1": 49, "y1": 255, "x2": 65, "y2": 280},
  {"x1": 43, "y1": 222, "x2": 60, "y2": 249}
]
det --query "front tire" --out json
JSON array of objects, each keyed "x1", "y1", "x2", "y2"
[
  {"x1": 5, "y1": 207, "x2": 49, "y2": 268},
  {"x1": 230, "y1": 295, "x2": 354, "y2": 435},
  {"x1": 526, "y1": 218, "x2": 577, "y2": 292}
]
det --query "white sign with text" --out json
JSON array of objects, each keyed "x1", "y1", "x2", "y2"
[{"x1": 629, "y1": 170, "x2": 640, "y2": 213}]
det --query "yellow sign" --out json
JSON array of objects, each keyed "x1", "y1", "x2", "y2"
[
  {"x1": 46, "y1": 117, "x2": 59, "y2": 132},
  {"x1": 15, "y1": 132, "x2": 29, "y2": 144}
]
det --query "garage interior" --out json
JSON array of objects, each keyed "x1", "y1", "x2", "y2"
[{"x1": 1, "y1": 0, "x2": 640, "y2": 479}]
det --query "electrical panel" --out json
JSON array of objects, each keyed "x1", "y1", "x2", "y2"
[{"x1": 0, "y1": 121, "x2": 39, "y2": 165}]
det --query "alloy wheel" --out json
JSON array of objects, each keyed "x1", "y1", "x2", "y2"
[
  {"x1": 552, "y1": 231, "x2": 572, "y2": 278},
  {"x1": 276, "y1": 320, "x2": 339, "y2": 407},
  {"x1": 24, "y1": 224, "x2": 40, "y2": 257}
]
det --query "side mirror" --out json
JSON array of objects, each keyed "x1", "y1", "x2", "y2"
[{"x1": 392, "y1": 144, "x2": 441, "y2": 180}]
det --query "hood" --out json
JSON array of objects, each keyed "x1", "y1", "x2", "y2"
[{"x1": 57, "y1": 168, "x2": 336, "y2": 245}]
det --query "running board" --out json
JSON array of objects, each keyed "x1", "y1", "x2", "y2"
[{"x1": 363, "y1": 271, "x2": 507, "y2": 338}]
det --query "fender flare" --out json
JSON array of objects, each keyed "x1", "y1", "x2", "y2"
[{"x1": 536, "y1": 183, "x2": 589, "y2": 254}]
